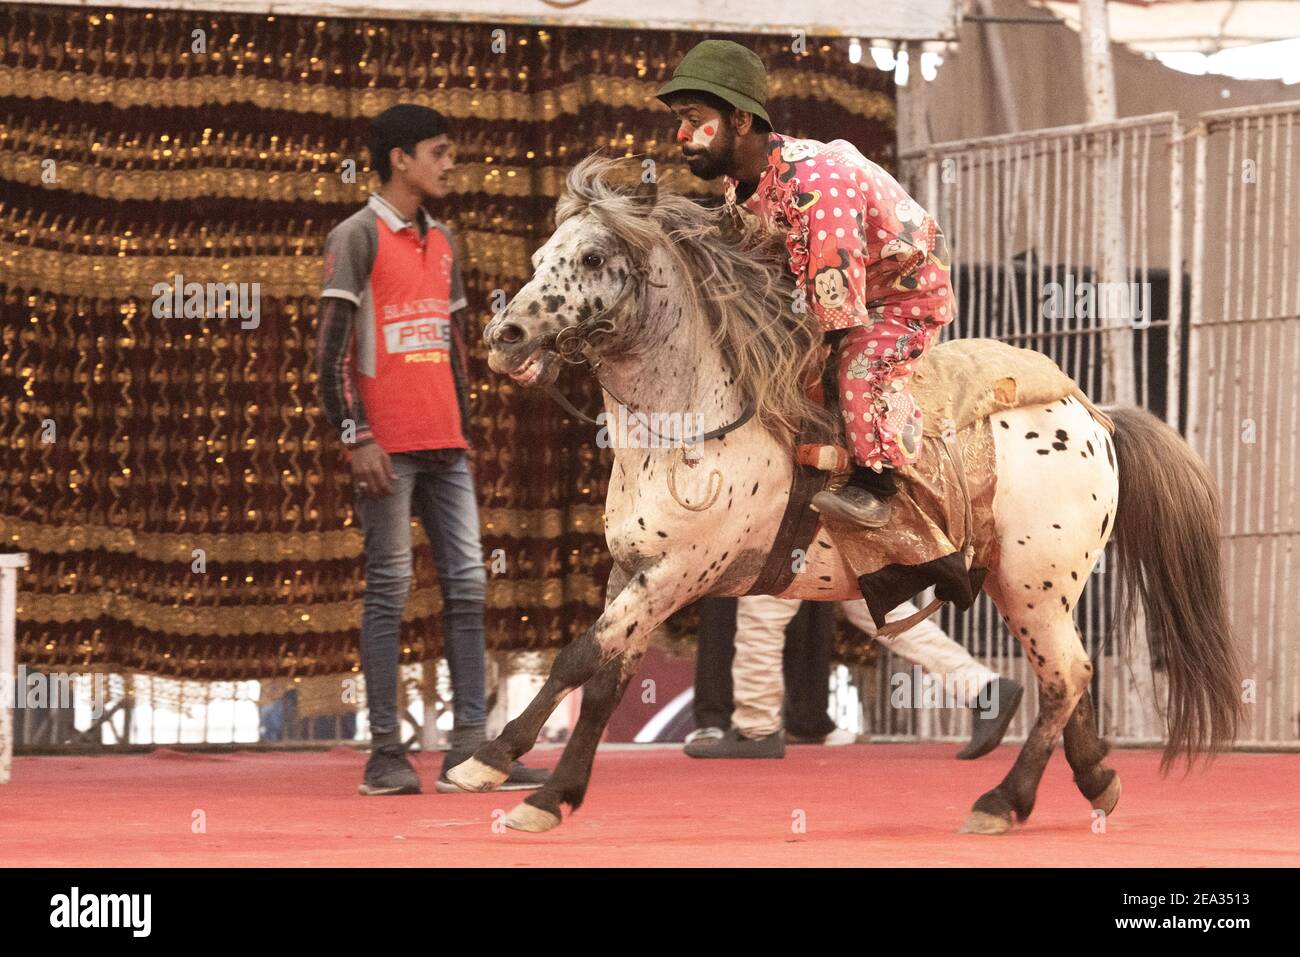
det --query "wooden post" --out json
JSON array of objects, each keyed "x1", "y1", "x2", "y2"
[
  {"x1": 895, "y1": 42, "x2": 935, "y2": 162},
  {"x1": 1079, "y1": 0, "x2": 1136, "y2": 405},
  {"x1": 0, "y1": 553, "x2": 30, "y2": 784},
  {"x1": 974, "y1": 0, "x2": 1021, "y2": 134}
]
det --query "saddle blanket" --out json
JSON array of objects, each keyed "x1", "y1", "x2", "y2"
[{"x1": 824, "y1": 338, "x2": 1113, "y2": 628}]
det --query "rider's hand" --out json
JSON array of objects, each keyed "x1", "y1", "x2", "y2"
[{"x1": 350, "y1": 442, "x2": 396, "y2": 497}]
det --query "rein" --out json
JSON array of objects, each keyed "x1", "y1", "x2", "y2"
[{"x1": 537, "y1": 264, "x2": 756, "y2": 447}]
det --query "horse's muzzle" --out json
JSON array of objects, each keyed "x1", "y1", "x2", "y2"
[{"x1": 488, "y1": 343, "x2": 559, "y2": 386}]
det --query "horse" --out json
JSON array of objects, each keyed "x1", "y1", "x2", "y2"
[{"x1": 447, "y1": 156, "x2": 1242, "y2": 836}]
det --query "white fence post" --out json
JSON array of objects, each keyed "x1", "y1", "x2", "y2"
[{"x1": 0, "y1": 553, "x2": 31, "y2": 784}]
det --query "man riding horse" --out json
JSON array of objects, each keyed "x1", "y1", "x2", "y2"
[
  {"x1": 658, "y1": 40, "x2": 954, "y2": 530},
  {"x1": 455, "y1": 46, "x2": 1240, "y2": 831}
]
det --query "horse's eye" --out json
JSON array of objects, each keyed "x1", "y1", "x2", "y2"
[{"x1": 582, "y1": 253, "x2": 604, "y2": 269}]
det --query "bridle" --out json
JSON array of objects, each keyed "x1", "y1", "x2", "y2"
[{"x1": 534, "y1": 259, "x2": 755, "y2": 445}]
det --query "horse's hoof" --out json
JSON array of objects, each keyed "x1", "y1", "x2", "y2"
[
  {"x1": 444, "y1": 757, "x2": 508, "y2": 793},
  {"x1": 960, "y1": 810, "x2": 1013, "y2": 835},
  {"x1": 1089, "y1": 771, "x2": 1122, "y2": 816},
  {"x1": 504, "y1": 801, "x2": 561, "y2": 833}
]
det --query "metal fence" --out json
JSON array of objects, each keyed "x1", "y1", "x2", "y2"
[
  {"x1": 1188, "y1": 101, "x2": 1300, "y2": 747},
  {"x1": 851, "y1": 105, "x2": 1300, "y2": 749},
  {"x1": 5, "y1": 651, "x2": 568, "y2": 752}
]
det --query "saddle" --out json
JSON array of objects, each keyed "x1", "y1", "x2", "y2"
[{"x1": 747, "y1": 338, "x2": 1115, "y2": 633}]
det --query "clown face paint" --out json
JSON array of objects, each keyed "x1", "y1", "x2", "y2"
[
  {"x1": 689, "y1": 121, "x2": 718, "y2": 148},
  {"x1": 677, "y1": 112, "x2": 731, "y2": 180}
]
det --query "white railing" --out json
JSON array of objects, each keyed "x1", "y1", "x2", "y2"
[
  {"x1": 1188, "y1": 100, "x2": 1300, "y2": 747},
  {"x1": 1, "y1": 553, "x2": 30, "y2": 782},
  {"x1": 853, "y1": 105, "x2": 1300, "y2": 749}
]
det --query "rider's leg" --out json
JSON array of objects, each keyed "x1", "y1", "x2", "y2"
[{"x1": 811, "y1": 324, "x2": 925, "y2": 528}]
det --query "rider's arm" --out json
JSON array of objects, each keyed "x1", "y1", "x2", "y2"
[
  {"x1": 794, "y1": 175, "x2": 876, "y2": 327},
  {"x1": 799, "y1": 160, "x2": 940, "y2": 325}
]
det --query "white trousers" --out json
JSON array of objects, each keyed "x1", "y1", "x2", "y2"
[{"x1": 730, "y1": 595, "x2": 998, "y2": 738}]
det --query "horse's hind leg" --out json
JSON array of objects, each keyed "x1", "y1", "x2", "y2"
[
  {"x1": 1063, "y1": 684, "x2": 1121, "y2": 816},
  {"x1": 961, "y1": 590, "x2": 1095, "y2": 835},
  {"x1": 961, "y1": 401, "x2": 1116, "y2": 834}
]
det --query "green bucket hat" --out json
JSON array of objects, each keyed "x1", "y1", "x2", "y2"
[{"x1": 656, "y1": 40, "x2": 771, "y2": 126}]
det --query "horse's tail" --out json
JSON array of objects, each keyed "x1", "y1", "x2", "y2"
[{"x1": 1108, "y1": 405, "x2": 1243, "y2": 773}]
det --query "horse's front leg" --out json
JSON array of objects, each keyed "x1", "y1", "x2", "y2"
[
  {"x1": 445, "y1": 561, "x2": 682, "y2": 799},
  {"x1": 497, "y1": 566, "x2": 644, "y2": 832},
  {"x1": 502, "y1": 645, "x2": 645, "y2": 832}
]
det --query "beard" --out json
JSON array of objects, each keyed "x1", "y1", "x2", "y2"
[{"x1": 681, "y1": 128, "x2": 735, "y2": 181}]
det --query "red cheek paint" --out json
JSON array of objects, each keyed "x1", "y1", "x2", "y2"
[{"x1": 691, "y1": 123, "x2": 718, "y2": 148}]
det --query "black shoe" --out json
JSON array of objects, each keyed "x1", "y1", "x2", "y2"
[
  {"x1": 956, "y1": 677, "x2": 1024, "y2": 760},
  {"x1": 435, "y1": 750, "x2": 551, "y2": 793},
  {"x1": 684, "y1": 728, "x2": 785, "y2": 759},
  {"x1": 682, "y1": 726, "x2": 726, "y2": 753},
  {"x1": 358, "y1": 744, "x2": 422, "y2": 796},
  {"x1": 811, "y1": 485, "x2": 892, "y2": 529}
]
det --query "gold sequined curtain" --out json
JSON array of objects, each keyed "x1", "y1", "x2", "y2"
[{"x1": 0, "y1": 5, "x2": 896, "y2": 680}]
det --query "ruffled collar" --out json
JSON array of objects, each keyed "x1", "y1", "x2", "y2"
[{"x1": 725, "y1": 133, "x2": 811, "y2": 303}]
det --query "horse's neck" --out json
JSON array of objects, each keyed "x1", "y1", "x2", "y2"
[{"x1": 597, "y1": 272, "x2": 742, "y2": 430}]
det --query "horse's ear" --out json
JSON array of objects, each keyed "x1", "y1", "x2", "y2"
[{"x1": 629, "y1": 175, "x2": 658, "y2": 211}]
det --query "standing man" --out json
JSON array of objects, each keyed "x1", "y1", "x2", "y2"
[
  {"x1": 316, "y1": 104, "x2": 548, "y2": 796},
  {"x1": 658, "y1": 40, "x2": 955, "y2": 529}
]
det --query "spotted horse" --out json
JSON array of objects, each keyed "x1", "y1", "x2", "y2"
[{"x1": 449, "y1": 157, "x2": 1243, "y2": 836}]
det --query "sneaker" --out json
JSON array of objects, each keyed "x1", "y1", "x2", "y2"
[
  {"x1": 357, "y1": 744, "x2": 421, "y2": 796},
  {"x1": 787, "y1": 728, "x2": 858, "y2": 746},
  {"x1": 497, "y1": 762, "x2": 551, "y2": 792},
  {"x1": 684, "y1": 728, "x2": 784, "y2": 759},
  {"x1": 434, "y1": 750, "x2": 551, "y2": 793},
  {"x1": 683, "y1": 726, "x2": 725, "y2": 749}
]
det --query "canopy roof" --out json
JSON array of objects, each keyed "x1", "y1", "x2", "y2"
[{"x1": 1031, "y1": 1, "x2": 1300, "y2": 53}]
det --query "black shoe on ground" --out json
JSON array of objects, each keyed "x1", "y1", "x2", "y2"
[
  {"x1": 358, "y1": 744, "x2": 422, "y2": 796},
  {"x1": 956, "y1": 677, "x2": 1025, "y2": 760},
  {"x1": 435, "y1": 750, "x2": 551, "y2": 793},
  {"x1": 684, "y1": 728, "x2": 785, "y2": 759}
]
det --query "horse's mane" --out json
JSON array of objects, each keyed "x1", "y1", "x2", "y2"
[{"x1": 555, "y1": 155, "x2": 837, "y2": 447}]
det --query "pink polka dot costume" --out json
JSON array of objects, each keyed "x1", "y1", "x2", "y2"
[{"x1": 725, "y1": 133, "x2": 955, "y2": 471}]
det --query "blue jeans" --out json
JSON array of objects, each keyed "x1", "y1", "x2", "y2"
[{"x1": 355, "y1": 449, "x2": 487, "y2": 737}]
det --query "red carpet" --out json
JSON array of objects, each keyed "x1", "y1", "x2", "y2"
[{"x1": 1, "y1": 744, "x2": 1296, "y2": 867}]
